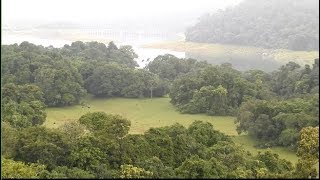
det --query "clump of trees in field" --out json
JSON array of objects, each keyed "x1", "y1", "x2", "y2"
[
  {"x1": 166, "y1": 59, "x2": 319, "y2": 113},
  {"x1": 1, "y1": 41, "x2": 167, "y2": 108},
  {"x1": 84, "y1": 63, "x2": 166, "y2": 98},
  {"x1": 151, "y1": 55, "x2": 319, "y2": 151},
  {"x1": 235, "y1": 95, "x2": 319, "y2": 149},
  {"x1": 145, "y1": 54, "x2": 209, "y2": 81},
  {"x1": 168, "y1": 63, "x2": 258, "y2": 115},
  {"x1": 186, "y1": 0, "x2": 319, "y2": 51}
]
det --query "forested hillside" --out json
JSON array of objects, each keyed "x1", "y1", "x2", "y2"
[
  {"x1": 186, "y1": 0, "x2": 319, "y2": 51},
  {"x1": 1, "y1": 42, "x2": 319, "y2": 178}
]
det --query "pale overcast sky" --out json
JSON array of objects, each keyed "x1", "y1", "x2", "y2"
[{"x1": 3, "y1": 0, "x2": 242, "y2": 25}]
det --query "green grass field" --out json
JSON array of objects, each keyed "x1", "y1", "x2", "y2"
[
  {"x1": 232, "y1": 136, "x2": 298, "y2": 163},
  {"x1": 45, "y1": 97, "x2": 236, "y2": 135},
  {"x1": 45, "y1": 97, "x2": 303, "y2": 165},
  {"x1": 143, "y1": 41, "x2": 319, "y2": 66}
]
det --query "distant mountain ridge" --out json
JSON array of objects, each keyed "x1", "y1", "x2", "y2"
[{"x1": 186, "y1": 0, "x2": 319, "y2": 51}]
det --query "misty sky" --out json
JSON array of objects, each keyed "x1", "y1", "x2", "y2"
[{"x1": 3, "y1": 0, "x2": 242, "y2": 26}]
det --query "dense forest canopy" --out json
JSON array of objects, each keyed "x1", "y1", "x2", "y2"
[
  {"x1": 3, "y1": 114, "x2": 318, "y2": 178},
  {"x1": 186, "y1": 0, "x2": 319, "y2": 51},
  {"x1": 235, "y1": 95, "x2": 319, "y2": 149},
  {"x1": 1, "y1": 41, "x2": 319, "y2": 178}
]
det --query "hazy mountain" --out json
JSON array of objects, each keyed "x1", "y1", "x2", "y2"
[{"x1": 186, "y1": 0, "x2": 319, "y2": 50}]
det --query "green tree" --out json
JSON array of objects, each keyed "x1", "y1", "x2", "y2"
[
  {"x1": 1, "y1": 83, "x2": 46, "y2": 128},
  {"x1": 235, "y1": 98, "x2": 319, "y2": 147},
  {"x1": 68, "y1": 136, "x2": 107, "y2": 171},
  {"x1": 42, "y1": 166, "x2": 95, "y2": 178},
  {"x1": 1, "y1": 122, "x2": 19, "y2": 158},
  {"x1": 79, "y1": 112, "x2": 131, "y2": 167},
  {"x1": 138, "y1": 157, "x2": 175, "y2": 178},
  {"x1": 205, "y1": 141, "x2": 249, "y2": 171},
  {"x1": 144, "y1": 128, "x2": 175, "y2": 166},
  {"x1": 146, "y1": 54, "x2": 207, "y2": 81},
  {"x1": 58, "y1": 121, "x2": 88, "y2": 143},
  {"x1": 122, "y1": 134, "x2": 152, "y2": 165},
  {"x1": 175, "y1": 155, "x2": 228, "y2": 178},
  {"x1": 256, "y1": 151, "x2": 293, "y2": 174},
  {"x1": 1, "y1": 158, "x2": 46, "y2": 179},
  {"x1": 120, "y1": 164, "x2": 153, "y2": 178},
  {"x1": 79, "y1": 112, "x2": 131, "y2": 140},
  {"x1": 187, "y1": 121, "x2": 230, "y2": 147},
  {"x1": 15, "y1": 127, "x2": 68, "y2": 170},
  {"x1": 297, "y1": 126, "x2": 319, "y2": 159}
]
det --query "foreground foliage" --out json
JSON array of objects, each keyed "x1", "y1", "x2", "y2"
[{"x1": 2, "y1": 112, "x2": 318, "y2": 178}]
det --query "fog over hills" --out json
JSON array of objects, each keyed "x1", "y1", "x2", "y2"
[
  {"x1": 186, "y1": 0, "x2": 319, "y2": 50},
  {"x1": 3, "y1": 0, "x2": 242, "y2": 33}
]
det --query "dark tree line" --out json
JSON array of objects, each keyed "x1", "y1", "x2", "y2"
[
  {"x1": 156, "y1": 58, "x2": 319, "y2": 116},
  {"x1": 186, "y1": 0, "x2": 319, "y2": 51},
  {"x1": 168, "y1": 63, "x2": 259, "y2": 115},
  {"x1": 146, "y1": 54, "x2": 209, "y2": 81},
  {"x1": 1, "y1": 41, "x2": 167, "y2": 107},
  {"x1": 83, "y1": 63, "x2": 166, "y2": 98},
  {"x1": 271, "y1": 60, "x2": 319, "y2": 97},
  {"x1": 3, "y1": 112, "x2": 308, "y2": 178}
]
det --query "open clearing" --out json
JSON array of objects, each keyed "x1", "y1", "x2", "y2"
[
  {"x1": 143, "y1": 41, "x2": 319, "y2": 66},
  {"x1": 45, "y1": 97, "x2": 236, "y2": 135},
  {"x1": 45, "y1": 97, "x2": 303, "y2": 164}
]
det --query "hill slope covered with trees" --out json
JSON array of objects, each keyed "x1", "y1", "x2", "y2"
[{"x1": 186, "y1": 0, "x2": 319, "y2": 51}]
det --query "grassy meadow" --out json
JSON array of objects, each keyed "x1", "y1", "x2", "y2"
[
  {"x1": 143, "y1": 41, "x2": 319, "y2": 67},
  {"x1": 45, "y1": 97, "x2": 236, "y2": 135},
  {"x1": 45, "y1": 97, "x2": 301, "y2": 164}
]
